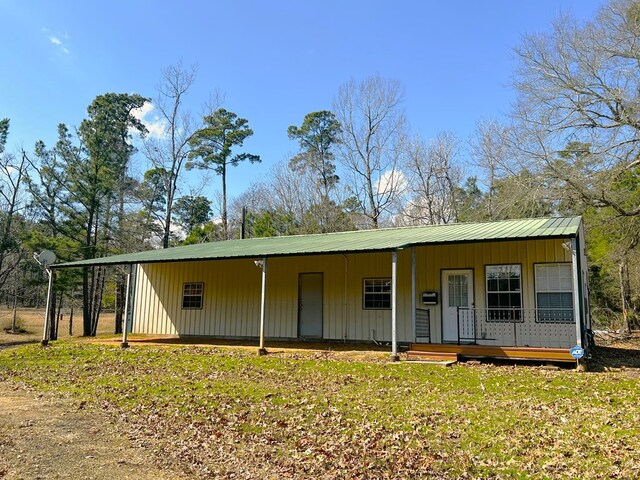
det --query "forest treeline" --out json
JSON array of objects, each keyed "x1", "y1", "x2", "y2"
[{"x1": 1, "y1": 0, "x2": 639, "y2": 336}]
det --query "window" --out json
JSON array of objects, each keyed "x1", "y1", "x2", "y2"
[
  {"x1": 363, "y1": 278, "x2": 391, "y2": 309},
  {"x1": 448, "y1": 274, "x2": 469, "y2": 307},
  {"x1": 535, "y1": 264, "x2": 573, "y2": 323},
  {"x1": 182, "y1": 282, "x2": 204, "y2": 309},
  {"x1": 486, "y1": 265, "x2": 522, "y2": 321}
]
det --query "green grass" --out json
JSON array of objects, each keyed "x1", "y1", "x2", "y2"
[{"x1": 1, "y1": 343, "x2": 639, "y2": 479}]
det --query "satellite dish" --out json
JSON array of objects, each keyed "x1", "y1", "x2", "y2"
[{"x1": 35, "y1": 250, "x2": 56, "y2": 266}]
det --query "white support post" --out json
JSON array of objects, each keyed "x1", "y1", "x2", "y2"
[
  {"x1": 391, "y1": 250, "x2": 398, "y2": 361},
  {"x1": 258, "y1": 257, "x2": 268, "y2": 355},
  {"x1": 121, "y1": 265, "x2": 132, "y2": 349},
  {"x1": 41, "y1": 268, "x2": 54, "y2": 346},
  {"x1": 411, "y1": 247, "x2": 416, "y2": 343},
  {"x1": 571, "y1": 238, "x2": 582, "y2": 347}
]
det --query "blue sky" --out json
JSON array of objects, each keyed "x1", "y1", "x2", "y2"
[{"x1": 1, "y1": 0, "x2": 603, "y2": 200}]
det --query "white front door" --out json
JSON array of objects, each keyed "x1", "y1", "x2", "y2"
[{"x1": 442, "y1": 269, "x2": 474, "y2": 343}]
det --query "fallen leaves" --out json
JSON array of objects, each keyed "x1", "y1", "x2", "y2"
[{"x1": 1, "y1": 343, "x2": 639, "y2": 479}]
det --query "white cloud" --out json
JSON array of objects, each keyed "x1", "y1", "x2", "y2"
[
  {"x1": 132, "y1": 101, "x2": 167, "y2": 139},
  {"x1": 1, "y1": 165, "x2": 17, "y2": 177},
  {"x1": 376, "y1": 168, "x2": 407, "y2": 197},
  {"x1": 44, "y1": 29, "x2": 70, "y2": 55}
]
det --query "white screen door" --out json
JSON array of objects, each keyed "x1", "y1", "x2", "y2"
[{"x1": 442, "y1": 269, "x2": 473, "y2": 342}]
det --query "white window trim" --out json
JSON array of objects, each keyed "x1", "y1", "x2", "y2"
[
  {"x1": 485, "y1": 264, "x2": 522, "y2": 323},
  {"x1": 363, "y1": 277, "x2": 391, "y2": 310},
  {"x1": 182, "y1": 282, "x2": 204, "y2": 310},
  {"x1": 535, "y1": 263, "x2": 574, "y2": 324}
]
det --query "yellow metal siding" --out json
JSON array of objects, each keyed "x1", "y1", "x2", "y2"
[
  {"x1": 131, "y1": 238, "x2": 572, "y2": 344},
  {"x1": 133, "y1": 259, "x2": 262, "y2": 336},
  {"x1": 414, "y1": 238, "x2": 571, "y2": 344}
]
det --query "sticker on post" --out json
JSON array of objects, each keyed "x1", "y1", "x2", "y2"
[{"x1": 569, "y1": 345, "x2": 584, "y2": 360}]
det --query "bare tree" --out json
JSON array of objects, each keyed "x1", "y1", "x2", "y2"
[
  {"x1": 470, "y1": 118, "x2": 512, "y2": 219},
  {"x1": 399, "y1": 133, "x2": 463, "y2": 225},
  {"x1": 141, "y1": 63, "x2": 223, "y2": 248},
  {"x1": 512, "y1": 1, "x2": 640, "y2": 216},
  {"x1": 334, "y1": 75, "x2": 407, "y2": 228},
  {"x1": 0, "y1": 120, "x2": 29, "y2": 295},
  {"x1": 511, "y1": 0, "x2": 640, "y2": 328}
]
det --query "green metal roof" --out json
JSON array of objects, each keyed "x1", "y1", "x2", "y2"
[{"x1": 53, "y1": 216, "x2": 582, "y2": 269}]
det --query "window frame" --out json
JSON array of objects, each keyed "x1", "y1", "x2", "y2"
[
  {"x1": 534, "y1": 263, "x2": 574, "y2": 324},
  {"x1": 485, "y1": 264, "x2": 523, "y2": 322},
  {"x1": 362, "y1": 277, "x2": 392, "y2": 310},
  {"x1": 182, "y1": 282, "x2": 204, "y2": 310}
]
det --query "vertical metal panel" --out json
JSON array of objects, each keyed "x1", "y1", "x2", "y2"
[
  {"x1": 129, "y1": 238, "x2": 576, "y2": 344},
  {"x1": 411, "y1": 238, "x2": 574, "y2": 347}
]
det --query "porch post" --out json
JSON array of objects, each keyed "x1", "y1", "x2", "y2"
[
  {"x1": 121, "y1": 265, "x2": 132, "y2": 349},
  {"x1": 258, "y1": 257, "x2": 268, "y2": 355},
  {"x1": 411, "y1": 247, "x2": 416, "y2": 343},
  {"x1": 571, "y1": 238, "x2": 582, "y2": 347},
  {"x1": 391, "y1": 250, "x2": 399, "y2": 361},
  {"x1": 41, "y1": 268, "x2": 54, "y2": 346}
]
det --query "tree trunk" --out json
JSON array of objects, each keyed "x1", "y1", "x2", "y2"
[
  {"x1": 82, "y1": 267, "x2": 92, "y2": 336},
  {"x1": 11, "y1": 282, "x2": 18, "y2": 332},
  {"x1": 82, "y1": 204, "x2": 96, "y2": 336},
  {"x1": 48, "y1": 271, "x2": 57, "y2": 340},
  {"x1": 162, "y1": 180, "x2": 175, "y2": 249},
  {"x1": 90, "y1": 266, "x2": 105, "y2": 336},
  {"x1": 114, "y1": 274, "x2": 125, "y2": 334},
  {"x1": 69, "y1": 303, "x2": 74, "y2": 336},
  {"x1": 222, "y1": 163, "x2": 228, "y2": 239},
  {"x1": 55, "y1": 291, "x2": 64, "y2": 340},
  {"x1": 619, "y1": 260, "x2": 632, "y2": 334}
]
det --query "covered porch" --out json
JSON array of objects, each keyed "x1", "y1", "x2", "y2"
[
  {"x1": 44, "y1": 217, "x2": 589, "y2": 362},
  {"x1": 406, "y1": 343, "x2": 577, "y2": 363}
]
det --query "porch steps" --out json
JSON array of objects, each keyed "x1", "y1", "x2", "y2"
[
  {"x1": 406, "y1": 350, "x2": 459, "y2": 362},
  {"x1": 408, "y1": 344, "x2": 575, "y2": 363}
]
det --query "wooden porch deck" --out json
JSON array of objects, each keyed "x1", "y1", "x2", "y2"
[{"x1": 407, "y1": 343, "x2": 576, "y2": 363}]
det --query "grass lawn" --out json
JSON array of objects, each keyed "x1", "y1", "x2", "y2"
[
  {"x1": 1, "y1": 342, "x2": 639, "y2": 479},
  {"x1": 0, "y1": 308, "x2": 116, "y2": 346}
]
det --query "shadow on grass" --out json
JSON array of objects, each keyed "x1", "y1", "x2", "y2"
[
  {"x1": 96, "y1": 335, "x2": 393, "y2": 353},
  {"x1": 0, "y1": 339, "x2": 38, "y2": 350},
  {"x1": 588, "y1": 345, "x2": 640, "y2": 372}
]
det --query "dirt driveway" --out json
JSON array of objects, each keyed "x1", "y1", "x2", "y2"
[{"x1": 0, "y1": 382, "x2": 184, "y2": 480}]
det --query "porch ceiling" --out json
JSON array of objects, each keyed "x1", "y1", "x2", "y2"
[{"x1": 53, "y1": 216, "x2": 581, "y2": 269}]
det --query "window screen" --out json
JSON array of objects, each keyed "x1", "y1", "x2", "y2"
[
  {"x1": 448, "y1": 274, "x2": 469, "y2": 307},
  {"x1": 535, "y1": 264, "x2": 573, "y2": 323},
  {"x1": 486, "y1": 265, "x2": 522, "y2": 322},
  {"x1": 182, "y1": 282, "x2": 204, "y2": 309},
  {"x1": 363, "y1": 278, "x2": 391, "y2": 309}
]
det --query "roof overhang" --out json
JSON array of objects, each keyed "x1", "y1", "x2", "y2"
[{"x1": 51, "y1": 216, "x2": 582, "y2": 270}]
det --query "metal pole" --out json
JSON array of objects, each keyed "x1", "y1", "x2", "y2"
[
  {"x1": 456, "y1": 306, "x2": 460, "y2": 345},
  {"x1": 512, "y1": 307, "x2": 517, "y2": 347},
  {"x1": 411, "y1": 248, "x2": 416, "y2": 343},
  {"x1": 41, "y1": 268, "x2": 53, "y2": 346},
  {"x1": 121, "y1": 265, "x2": 132, "y2": 348},
  {"x1": 343, "y1": 255, "x2": 348, "y2": 342},
  {"x1": 258, "y1": 257, "x2": 268, "y2": 355},
  {"x1": 571, "y1": 238, "x2": 582, "y2": 347},
  {"x1": 391, "y1": 251, "x2": 398, "y2": 361}
]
